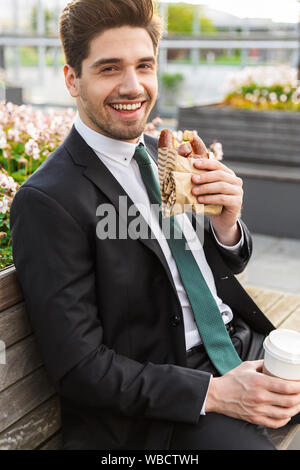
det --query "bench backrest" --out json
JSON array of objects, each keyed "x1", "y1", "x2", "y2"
[{"x1": 0, "y1": 266, "x2": 61, "y2": 450}]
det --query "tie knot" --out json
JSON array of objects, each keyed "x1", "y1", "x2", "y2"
[{"x1": 133, "y1": 143, "x2": 151, "y2": 167}]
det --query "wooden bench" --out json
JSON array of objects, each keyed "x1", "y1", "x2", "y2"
[
  {"x1": 0, "y1": 266, "x2": 299, "y2": 450},
  {"x1": 0, "y1": 266, "x2": 62, "y2": 450}
]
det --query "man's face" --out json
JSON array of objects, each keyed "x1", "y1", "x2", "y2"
[{"x1": 65, "y1": 26, "x2": 158, "y2": 143}]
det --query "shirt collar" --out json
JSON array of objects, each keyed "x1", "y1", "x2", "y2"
[{"x1": 74, "y1": 112, "x2": 145, "y2": 167}]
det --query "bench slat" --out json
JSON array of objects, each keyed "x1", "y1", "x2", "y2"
[
  {"x1": 245, "y1": 286, "x2": 264, "y2": 300},
  {"x1": 279, "y1": 307, "x2": 300, "y2": 330},
  {"x1": 251, "y1": 289, "x2": 284, "y2": 314},
  {"x1": 268, "y1": 424, "x2": 300, "y2": 450},
  {"x1": 0, "y1": 302, "x2": 32, "y2": 348},
  {"x1": 0, "y1": 335, "x2": 43, "y2": 393},
  {"x1": 0, "y1": 266, "x2": 23, "y2": 312},
  {"x1": 0, "y1": 395, "x2": 60, "y2": 450},
  {"x1": 0, "y1": 368, "x2": 55, "y2": 434},
  {"x1": 39, "y1": 432, "x2": 62, "y2": 450},
  {"x1": 263, "y1": 294, "x2": 300, "y2": 328}
]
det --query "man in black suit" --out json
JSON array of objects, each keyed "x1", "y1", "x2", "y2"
[{"x1": 10, "y1": 0, "x2": 300, "y2": 450}]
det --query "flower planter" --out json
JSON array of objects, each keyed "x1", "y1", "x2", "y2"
[
  {"x1": 5, "y1": 86, "x2": 23, "y2": 106},
  {"x1": 178, "y1": 104, "x2": 300, "y2": 239},
  {"x1": 178, "y1": 104, "x2": 300, "y2": 167}
]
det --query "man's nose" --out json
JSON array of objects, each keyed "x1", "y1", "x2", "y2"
[{"x1": 118, "y1": 68, "x2": 144, "y2": 97}]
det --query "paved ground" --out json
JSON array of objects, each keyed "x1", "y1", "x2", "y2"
[{"x1": 242, "y1": 233, "x2": 300, "y2": 295}]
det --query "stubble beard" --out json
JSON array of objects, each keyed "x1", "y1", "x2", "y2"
[
  {"x1": 90, "y1": 110, "x2": 148, "y2": 141},
  {"x1": 83, "y1": 97, "x2": 153, "y2": 142}
]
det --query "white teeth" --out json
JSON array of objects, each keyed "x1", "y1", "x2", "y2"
[{"x1": 111, "y1": 103, "x2": 142, "y2": 111}]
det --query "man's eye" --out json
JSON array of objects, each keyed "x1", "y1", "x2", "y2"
[
  {"x1": 139, "y1": 63, "x2": 152, "y2": 70},
  {"x1": 101, "y1": 67, "x2": 117, "y2": 73}
]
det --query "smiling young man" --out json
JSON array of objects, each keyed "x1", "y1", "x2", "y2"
[
  {"x1": 74, "y1": 26, "x2": 157, "y2": 142},
  {"x1": 10, "y1": 0, "x2": 300, "y2": 451}
]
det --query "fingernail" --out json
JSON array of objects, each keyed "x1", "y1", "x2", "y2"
[{"x1": 193, "y1": 175, "x2": 201, "y2": 183}]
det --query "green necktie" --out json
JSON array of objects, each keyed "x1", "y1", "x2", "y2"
[{"x1": 133, "y1": 143, "x2": 242, "y2": 375}]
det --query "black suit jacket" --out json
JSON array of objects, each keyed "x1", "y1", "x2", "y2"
[{"x1": 10, "y1": 126, "x2": 274, "y2": 450}]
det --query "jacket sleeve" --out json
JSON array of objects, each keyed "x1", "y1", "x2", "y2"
[
  {"x1": 208, "y1": 218, "x2": 253, "y2": 275},
  {"x1": 10, "y1": 185, "x2": 211, "y2": 425}
]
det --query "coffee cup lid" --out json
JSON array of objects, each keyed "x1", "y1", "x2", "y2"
[{"x1": 263, "y1": 329, "x2": 300, "y2": 364}]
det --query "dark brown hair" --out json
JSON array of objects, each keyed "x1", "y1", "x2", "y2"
[{"x1": 59, "y1": 0, "x2": 163, "y2": 78}]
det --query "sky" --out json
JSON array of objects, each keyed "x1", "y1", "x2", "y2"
[
  {"x1": 0, "y1": 0, "x2": 299, "y2": 25},
  {"x1": 160, "y1": 0, "x2": 300, "y2": 23},
  {"x1": 39, "y1": 0, "x2": 300, "y2": 24}
]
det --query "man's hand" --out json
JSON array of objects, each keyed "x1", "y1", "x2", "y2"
[
  {"x1": 191, "y1": 158, "x2": 243, "y2": 246},
  {"x1": 205, "y1": 360, "x2": 300, "y2": 429}
]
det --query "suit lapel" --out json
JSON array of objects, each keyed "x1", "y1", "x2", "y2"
[{"x1": 64, "y1": 126, "x2": 179, "y2": 299}]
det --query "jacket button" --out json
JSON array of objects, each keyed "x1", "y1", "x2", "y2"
[{"x1": 170, "y1": 315, "x2": 181, "y2": 326}]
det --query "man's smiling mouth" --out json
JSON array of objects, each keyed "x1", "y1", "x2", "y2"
[
  {"x1": 108, "y1": 100, "x2": 148, "y2": 115},
  {"x1": 110, "y1": 102, "x2": 143, "y2": 111}
]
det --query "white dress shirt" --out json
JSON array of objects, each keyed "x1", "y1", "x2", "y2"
[{"x1": 74, "y1": 113, "x2": 244, "y2": 353}]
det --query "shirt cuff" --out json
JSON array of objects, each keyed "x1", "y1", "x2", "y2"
[
  {"x1": 210, "y1": 219, "x2": 244, "y2": 253},
  {"x1": 200, "y1": 374, "x2": 212, "y2": 416}
]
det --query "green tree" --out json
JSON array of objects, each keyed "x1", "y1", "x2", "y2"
[
  {"x1": 200, "y1": 17, "x2": 217, "y2": 34},
  {"x1": 161, "y1": 72, "x2": 184, "y2": 91},
  {"x1": 167, "y1": 4, "x2": 216, "y2": 35},
  {"x1": 30, "y1": 6, "x2": 54, "y2": 35}
]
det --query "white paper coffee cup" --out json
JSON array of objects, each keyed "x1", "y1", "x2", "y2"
[{"x1": 263, "y1": 329, "x2": 300, "y2": 380}]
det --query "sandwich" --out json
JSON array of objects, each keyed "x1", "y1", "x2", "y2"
[{"x1": 157, "y1": 129, "x2": 223, "y2": 218}]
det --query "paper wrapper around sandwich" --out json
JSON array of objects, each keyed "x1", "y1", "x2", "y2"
[{"x1": 158, "y1": 147, "x2": 223, "y2": 218}]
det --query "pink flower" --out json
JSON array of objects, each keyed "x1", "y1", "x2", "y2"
[
  {"x1": 0, "y1": 132, "x2": 7, "y2": 149},
  {"x1": 144, "y1": 117, "x2": 163, "y2": 137},
  {"x1": 26, "y1": 122, "x2": 40, "y2": 140},
  {"x1": 7, "y1": 176, "x2": 18, "y2": 193},
  {"x1": 7, "y1": 127, "x2": 20, "y2": 142},
  {"x1": 25, "y1": 139, "x2": 40, "y2": 160},
  {"x1": 151, "y1": 117, "x2": 163, "y2": 126},
  {"x1": 0, "y1": 168, "x2": 19, "y2": 212},
  {"x1": 0, "y1": 173, "x2": 8, "y2": 189},
  {"x1": 210, "y1": 141, "x2": 224, "y2": 160},
  {"x1": 0, "y1": 195, "x2": 9, "y2": 214}
]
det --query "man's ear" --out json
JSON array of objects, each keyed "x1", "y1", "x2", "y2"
[{"x1": 64, "y1": 64, "x2": 80, "y2": 98}]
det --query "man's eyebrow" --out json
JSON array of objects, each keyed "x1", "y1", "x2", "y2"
[
  {"x1": 138, "y1": 57, "x2": 156, "y2": 64},
  {"x1": 89, "y1": 58, "x2": 121, "y2": 69},
  {"x1": 89, "y1": 56, "x2": 156, "y2": 70}
]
